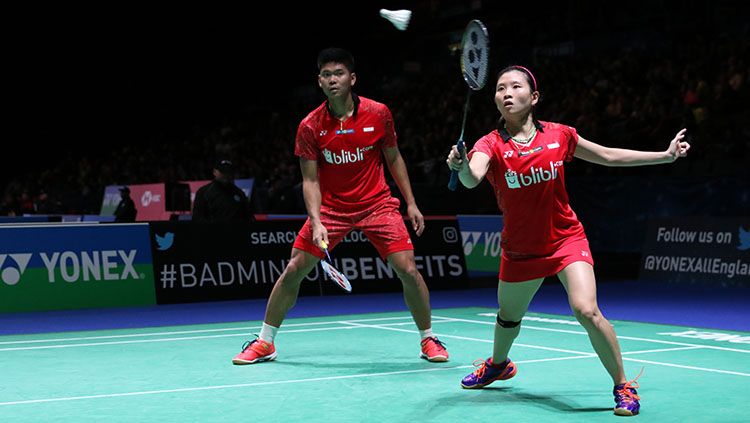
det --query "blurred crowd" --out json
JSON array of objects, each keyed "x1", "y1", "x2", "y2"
[{"x1": 2, "y1": 6, "x2": 747, "y2": 217}]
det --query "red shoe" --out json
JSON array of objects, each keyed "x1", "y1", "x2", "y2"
[
  {"x1": 232, "y1": 338, "x2": 277, "y2": 365},
  {"x1": 420, "y1": 336, "x2": 449, "y2": 362}
]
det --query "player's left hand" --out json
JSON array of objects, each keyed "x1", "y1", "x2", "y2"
[
  {"x1": 407, "y1": 203, "x2": 425, "y2": 236},
  {"x1": 667, "y1": 128, "x2": 690, "y2": 161}
]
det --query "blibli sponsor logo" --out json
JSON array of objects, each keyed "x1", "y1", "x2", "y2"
[
  {"x1": 505, "y1": 161, "x2": 560, "y2": 189},
  {"x1": 505, "y1": 170, "x2": 521, "y2": 189},
  {"x1": 323, "y1": 147, "x2": 370, "y2": 165}
]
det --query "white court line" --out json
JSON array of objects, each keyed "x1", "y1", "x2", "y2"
[
  {"x1": 0, "y1": 326, "x2": 356, "y2": 352},
  {"x1": 622, "y1": 357, "x2": 750, "y2": 377},
  {"x1": 340, "y1": 321, "x2": 596, "y2": 357},
  {"x1": 432, "y1": 315, "x2": 750, "y2": 377},
  {"x1": 0, "y1": 354, "x2": 593, "y2": 407},
  {"x1": 434, "y1": 315, "x2": 750, "y2": 354},
  {"x1": 0, "y1": 315, "x2": 447, "y2": 346},
  {"x1": 1, "y1": 316, "x2": 747, "y2": 407},
  {"x1": 3, "y1": 313, "x2": 748, "y2": 379},
  {"x1": 0, "y1": 321, "x2": 330, "y2": 345},
  {"x1": 620, "y1": 346, "x2": 703, "y2": 355},
  {"x1": 2, "y1": 314, "x2": 744, "y2": 361},
  {"x1": 346, "y1": 323, "x2": 747, "y2": 361},
  {"x1": 0, "y1": 320, "x2": 456, "y2": 352}
]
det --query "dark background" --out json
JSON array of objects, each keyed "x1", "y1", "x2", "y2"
[
  {"x1": 7, "y1": 2, "x2": 420, "y2": 176},
  {"x1": 4, "y1": 0, "x2": 749, "y2": 217}
]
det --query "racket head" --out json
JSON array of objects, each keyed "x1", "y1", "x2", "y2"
[
  {"x1": 460, "y1": 19, "x2": 490, "y2": 91},
  {"x1": 321, "y1": 260, "x2": 352, "y2": 293}
]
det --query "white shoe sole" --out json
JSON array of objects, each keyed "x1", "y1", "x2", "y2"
[
  {"x1": 614, "y1": 408, "x2": 637, "y2": 416},
  {"x1": 420, "y1": 352, "x2": 449, "y2": 362},
  {"x1": 232, "y1": 352, "x2": 278, "y2": 365}
]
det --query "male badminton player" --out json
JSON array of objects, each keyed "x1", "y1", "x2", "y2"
[
  {"x1": 446, "y1": 66, "x2": 690, "y2": 416},
  {"x1": 233, "y1": 48, "x2": 448, "y2": 365}
]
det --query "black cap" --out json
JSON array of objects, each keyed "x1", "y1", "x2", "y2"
[
  {"x1": 215, "y1": 159, "x2": 234, "y2": 174},
  {"x1": 119, "y1": 186, "x2": 130, "y2": 193}
]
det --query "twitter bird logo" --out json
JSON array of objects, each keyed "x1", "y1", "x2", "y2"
[
  {"x1": 738, "y1": 226, "x2": 750, "y2": 251},
  {"x1": 155, "y1": 232, "x2": 175, "y2": 251}
]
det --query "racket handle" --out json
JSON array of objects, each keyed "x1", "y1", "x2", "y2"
[
  {"x1": 319, "y1": 240, "x2": 332, "y2": 262},
  {"x1": 448, "y1": 170, "x2": 460, "y2": 191},
  {"x1": 447, "y1": 139, "x2": 465, "y2": 191}
]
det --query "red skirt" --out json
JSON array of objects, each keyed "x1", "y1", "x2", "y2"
[{"x1": 499, "y1": 235, "x2": 595, "y2": 282}]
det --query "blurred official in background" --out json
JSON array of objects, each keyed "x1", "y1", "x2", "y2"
[{"x1": 192, "y1": 159, "x2": 254, "y2": 223}]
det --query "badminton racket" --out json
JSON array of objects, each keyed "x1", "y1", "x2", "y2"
[
  {"x1": 448, "y1": 19, "x2": 490, "y2": 191},
  {"x1": 319, "y1": 240, "x2": 352, "y2": 293}
]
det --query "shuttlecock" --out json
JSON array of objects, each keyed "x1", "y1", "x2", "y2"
[{"x1": 379, "y1": 9, "x2": 411, "y2": 31}]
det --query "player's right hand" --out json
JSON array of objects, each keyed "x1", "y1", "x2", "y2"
[
  {"x1": 312, "y1": 222, "x2": 329, "y2": 250},
  {"x1": 446, "y1": 142, "x2": 469, "y2": 171}
]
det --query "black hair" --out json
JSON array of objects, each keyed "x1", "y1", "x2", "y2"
[
  {"x1": 496, "y1": 65, "x2": 543, "y2": 131},
  {"x1": 497, "y1": 65, "x2": 538, "y2": 92},
  {"x1": 317, "y1": 47, "x2": 355, "y2": 72}
]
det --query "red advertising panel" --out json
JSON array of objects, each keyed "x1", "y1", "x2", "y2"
[{"x1": 130, "y1": 183, "x2": 168, "y2": 221}]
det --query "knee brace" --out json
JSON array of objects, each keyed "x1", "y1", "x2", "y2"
[{"x1": 496, "y1": 313, "x2": 521, "y2": 328}]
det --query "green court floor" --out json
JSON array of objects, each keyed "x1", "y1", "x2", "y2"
[{"x1": 1, "y1": 308, "x2": 748, "y2": 422}]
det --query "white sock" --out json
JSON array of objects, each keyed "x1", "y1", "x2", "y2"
[
  {"x1": 259, "y1": 323, "x2": 279, "y2": 344},
  {"x1": 419, "y1": 328, "x2": 434, "y2": 340}
]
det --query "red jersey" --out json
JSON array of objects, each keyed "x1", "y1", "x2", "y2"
[
  {"x1": 469, "y1": 121, "x2": 586, "y2": 258},
  {"x1": 295, "y1": 94, "x2": 397, "y2": 211}
]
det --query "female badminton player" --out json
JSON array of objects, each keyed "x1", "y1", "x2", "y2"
[{"x1": 446, "y1": 65, "x2": 690, "y2": 416}]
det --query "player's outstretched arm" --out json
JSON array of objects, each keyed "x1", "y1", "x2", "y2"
[
  {"x1": 446, "y1": 142, "x2": 490, "y2": 188},
  {"x1": 574, "y1": 128, "x2": 690, "y2": 167}
]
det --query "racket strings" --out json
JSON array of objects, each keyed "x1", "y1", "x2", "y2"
[
  {"x1": 461, "y1": 21, "x2": 489, "y2": 90},
  {"x1": 321, "y1": 260, "x2": 352, "y2": 292}
]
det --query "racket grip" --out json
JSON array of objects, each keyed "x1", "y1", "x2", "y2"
[
  {"x1": 447, "y1": 139, "x2": 465, "y2": 191},
  {"x1": 448, "y1": 170, "x2": 460, "y2": 191}
]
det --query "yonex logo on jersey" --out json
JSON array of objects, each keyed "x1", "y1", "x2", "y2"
[
  {"x1": 505, "y1": 161, "x2": 559, "y2": 189},
  {"x1": 323, "y1": 147, "x2": 372, "y2": 165},
  {"x1": 503, "y1": 151, "x2": 514, "y2": 158}
]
